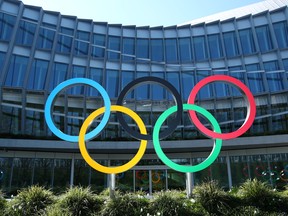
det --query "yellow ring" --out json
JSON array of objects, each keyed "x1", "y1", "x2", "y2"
[{"x1": 79, "y1": 105, "x2": 147, "y2": 174}]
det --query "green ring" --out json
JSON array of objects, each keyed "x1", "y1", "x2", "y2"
[{"x1": 153, "y1": 104, "x2": 222, "y2": 173}]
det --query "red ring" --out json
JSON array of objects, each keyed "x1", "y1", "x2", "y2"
[{"x1": 187, "y1": 75, "x2": 256, "y2": 140}]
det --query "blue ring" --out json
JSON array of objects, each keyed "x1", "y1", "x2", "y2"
[{"x1": 45, "y1": 78, "x2": 111, "y2": 142}]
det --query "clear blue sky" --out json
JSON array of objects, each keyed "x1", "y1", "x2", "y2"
[{"x1": 21, "y1": 0, "x2": 263, "y2": 27}]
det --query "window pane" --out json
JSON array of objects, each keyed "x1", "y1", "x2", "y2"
[
  {"x1": 0, "y1": 52, "x2": 6, "y2": 73},
  {"x1": 49, "y1": 62, "x2": 68, "y2": 91},
  {"x1": 36, "y1": 27, "x2": 55, "y2": 49},
  {"x1": 151, "y1": 72, "x2": 165, "y2": 100},
  {"x1": 70, "y1": 66, "x2": 86, "y2": 95},
  {"x1": 273, "y1": 22, "x2": 288, "y2": 49},
  {"x1": 27, "y1": 59, "x2": 49, "y2": 90},
  {"x1": 151, "y1": 39, "x2": 163, "y2": 62},
  {"x1": 75, "y1": 31, "x2": 89, "y2": 56},
  {"x1": 213, "y1": 70, "x2": 229, "y2": 98},
  {"x1": 1, "y1": 106, "x2": 22, "y2": 135},
  {"x1": 193, "y1": 36, "x2": 207, "y2": 61},
  {"x1": 53, "y1": 159, "x2": 71, "y2": 192},
  {"x1": 122, "y1": 37, "x2": 135, "y2": 61},
  {"x1": 167, "y1": 72, "x2": 180, "y2": 100},
  {"x1": 246, "y1": 63, "x2": 265, "y2": 93},
  {"x1": 239, "y1": 29, "x2": 256, "y2": 54},
  {"x1": 229, "y1": 66, "x2": 245, "y2": 96},
  {"x1": 106, "y1": 69, "x2": 119, "y2": 98},
  {"x1": 136, "y1": 39, "x2": 149, "y2": 59},
  {"x1": 181, "y1": 72, "x2": 195, "y2": 100},
  {"x1": 263, "y1": 61, "x2": 284, "y2": 92},
  {"x1": 165, "y1": 38, "x2": 178, "y2": 62},
  {"x1": 92, "y1": 34, "x2": 106, "y2": 58},
  {"x1": 88, "y1": 68, "x2": 103, "y2": 96},
  {"x1": 136, "y1": 72, "x2": 149, "y2": 100},
  {"x1": 15, "y1": 20, "x2": 37, "y2": 46},
  {"x1": 0, "y1": 157, "x2": 13, "y2": 193},
  {"x1": 56, "y1": 27, "x2": 74, "y2": 53},
  {"x1": 255, "y1": 25, "x2": 273, "y2": 52},
  {"x1": 5, "y1": 55, "x2": 28, "y2": 87},
  {"x1": 121, "y1": 70, "x2": 134, "y2": 99},
  {"x1": 179, "y1": 37, "x2": 192, "y2": 62},
  {"x1": 0, "y1": 13, "x2": 16, "y2": 40},
  {"x1": 208, "y1": 34, "x2": 223, "y2": 59},
  {"x1": 25, "y1": 107, "x2": 45, "y2": 136},
  {"x1": 196, "y1": 70, "x2": 212, "y2": 99},
  {"x1": 223, "y1": 32, "x2": 239, "y2": 57},
  {"x1": 108, "y1": 36, "x2": 120, "y2": 60},
  {"x1": 33, "y1": 158, "x2": 53, "y2": 188}
]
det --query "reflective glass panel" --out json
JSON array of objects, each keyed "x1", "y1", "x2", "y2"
[
  {"x1": 136, "y1": 72, "x2": 149, "y2": 100},
  {"x1": 136, "y1": 39, "x2": 149, "y2": 59},
  {"x1": 92, "y1": 33, "x2": 106, "y2": 58},
  {"x1": 255, "y1": 25, "x2": 273, "y2": 52},
  {"x1": 213, "y1": 70, "x2": 229, "y2": 98},
  {"x1": 56, "y1": 27, "x2": 74, "y2": 53},
  {"x1": 49, "y1": 62, "x2": 68, "y2": 91},
  {"x1": 122, "y1": 37, "x2": 135, "y2": 61},
  {"x1": 0, "y1": 51, "x2": 5, "y2": 73},
  {"x1": 33, "y1": 158, "x2": 53, "y2": 188},
  {"x1": 106, "y1": 69, "x2": 119, "y2": 98},
  {"x1": 230, "y1": 156, "x2": 250, "y2": 186},
  {"x1": 27, "y1": 59, "x2": 49, "y2": 90},
  {"x1": 273, "y1": 21, "x2": 288, "y2": 49},
  {"x1": 181, "y1": 71, "x2": 195, "y2": 100},
  {"x1": 151, "y1": 39, "x2": 163, "y2": 62},
  {"x1": 239, "y1": 29, "x2": 256, "y2": 54},
  {"x1": 193, "y1": 36, "x2": 207, "y2": 61},
  {"x1": 116, "y1": 170, "x2": 133, "y2": 192},
  {"x1": 74, "y1": 159, "x2": 90, "y2": 187},
  {"x1": 0, "y1": 158, "x2": 13, "y2": 193},
  {"x1": 15, "y1": 20, "x2": 36, "y2": 46},
  {"x1": 88, "y1": 68, "x2": 103, "y2": 96},
  {"x1": 167, "y1": 72, "x2": 180, "y2": 100},
  {"x1": 165, "y1": 38, "x2": 178, "y2": 62},
  {"x1": 75, "y1": 31, "x2": 89, "y2": 56},
  {"x1": 151, "y1": 72, "x2": 165, "y2": 100},
  {"x1": 70, "y1": 66, "x2": 86, "y2": 95},
  {"x1": 25, "y1": 105, "x2": 45, "y2": 136},
  {"x1": 196, "y1": 70, "x2": 213, "y2": 99},
  {"x1": 108, "y1": 36, "x2": 120, "y2": 60},
  {"x1": 246, "y1": 64, "x2": 265, "y2": 93},
  {"x1": 121, "y1": 70, "x2": 134, "y2": 99},
  {"x1": 36, "y1": 27, "x2": 55, "y2": 49},
  {"x1": 208, "y1": 34, "x2": 223, "y2": 59},
  {"x1": 179, "y1": 37, "x2": 192, "y2": 62},
  {"x1": 263, "y1": 61, "x2": 284, "y2": 92},
  {"x1": 223, "y1": 31, "x2": 239, "y2": 57},
  {"x1": 0, "y1": 13, "x2": 16, "y2": 40},
  {"x1": 152, "y1": 170, "x2": 166, "y2": 192},
  {"x1": 5, "y1": 55, "x2": 28, "y2": 87},
  {"x1": 1, "y1": 106, "x2": 22, "y2": 135},
  {"x1": 53, "y1": 159, "x2": 71, "y2": 193},
  {"x1": 167, "y1": 170, "x2": 185, "y2": 190}
]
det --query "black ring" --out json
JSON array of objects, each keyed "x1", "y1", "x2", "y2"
[{"x1": 116, "y1": 76, "x2": 183, "y2": 140}]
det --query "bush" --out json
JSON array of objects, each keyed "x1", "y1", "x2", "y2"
[
  {"x1": 149, "y1": 190, "x2": 203, "y2": 216},
  {"x1": 0, "y1": 190, "x2": 7, "y2": 216},
  {"x1": 58, "y1": 186, "x2": 103, "y2": 216},
  {"x1": 193, "y1": 181, "x2": 240, "y2": 215},
  {"x1": 100, "y1": 192, "x2": 149, "y2": 216},
  {"x1": 239, "y1": 178, "x2": 288, "y2": 213},
  {"x1": 5, "y1": 185, "x2": 55, "y2": 216}
]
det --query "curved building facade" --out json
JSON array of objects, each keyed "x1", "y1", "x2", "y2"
[{"x1": 0, "y1": 0, "x2": 288, "y2": 194}]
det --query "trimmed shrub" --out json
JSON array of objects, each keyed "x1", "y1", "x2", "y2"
[
  {"x1": 5, "y1": 185, "x2": 55, "y2": 216},
  {"x1": 193, "y1": 181, "x2": 240, "y2": 215},
  {"x1": 149, "y1": 190, "x2": 203, "y2": 216},
  {"x1": 0, "y1": 190, "x2": 7, "y2": 216},
  {"x1": 58, "y1": 186, "x2": 103, "y2": 216},
  {"x1": 100, "y1": 192, "x2": 149, "y2": 216}
]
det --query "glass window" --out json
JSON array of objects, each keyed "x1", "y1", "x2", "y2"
[
  {"x1": 228, "y1": 66, "x2": 245, "y2": 96},
  {"x1": 0, "y1": 157, "x2": 13, "y2": 193},
  {"x1": 167, "y1": 72, "x2": 180, "y2": 100},
  {"x1": 0, "y1": 13, "x2": 16, "y2": 41},
  {"x1": 208, "y1": 34, "x2": 223, "y2": 59},
  {"x1": 1, "y1": 106, "x2": 22, "y2": 135},
  {"x1": 67, "y1": 107, "x2": 83, "y2": 136},
  {"x1": 151, "y1": 72, "x2": 165, "y2": 100},
  {"x1": 33, "y1": 158, "x2": 53, "y2": 188},
  {"x1": 49, "y1": 62, "x2": 68, "y2": 91},
  {"x1": 136, "y1": 38, "x2": 149, "y2": 59},
  {"x1": 75, "y1": 31, "x2": 89, "y2": 56},
  {"x1": 15, "y1": 20, "x2": 37, "y2": 46},
  {"x1": 92, "y1": 33, "x2": 106, "y2": 58},
  {"x1": 263, "y1": 61, "x2": 284, "y2": 92},
  {"x1": 27, "y1": 59, "x2": 49, "y2": 90},
  {"x1": 223, "y1": 32, "x2": 239, "y2": 58},
  {"x1": 121, "y1": 70, "x2": 134, "y2": 99},
  {"x1": 239, "y1": 29, "x2": 256, "y2": 54},
  {"x1": 181, "y1": 71, "x2": 195, "y2": 100},
  {"x1": 122, "y1": 37, "x2": 135, "y2": 61},
  {"x1": 108, "y1": 36, "x2": 120, "y2": 60},
  {"x1": 213, "y1": 70, "x2": 229, "y2": 98},
  {"x1": 136, "y1": 72, "x2": 149, "y2": 100},
  {"x1": 5, "y1": 55, "x2": 28, "y2": 87},
  {"x1": 273, "y1": 22, "x2": 288, "y2": 49},
  {"x1": 0, "y1": 52, "x2": 6, "y2": 73},
  {"x1": 106, "y1": 69, "x2": 119, "y2": 98},
  {"x1": 255, "y1": 25, "x2": 273, "y2": 52},
  {"x1": 88, "y1": 68, "x2": 103, "y2": 97},
  {"x1": 196, "y1": 70, "x2": 213, "y2": 99},
  {"x1": 74, "y1": 160, "x2": 90, "y2": 187},
  {"x1": 70, "y1": 66, "x2": 86, "y2": 95},
  {"x1": 151, "y1": 39, "x2": 163, "y2": 62},
  {"x1": 53, "y1": 159, "x2": 71, "y2": 192},
  {"x1": 246, "y1": 63, "x2": 265, "y2": 94},
  {"x1": 36, "y1": 27, "x2": 55, "y2": 49},
  {"x1": 193, "y1": 36, "x2": 207, "y2": 61},
  {"x1": 25, "y1": 107, "x2": 45, "y2": 136},
  {"x1": 179, "y1": 37, "x2": 192, "y2": 62},
  {"x1": 165, "y1": 38, "x2": 178, "y2": 62},
  {"x1": 56, "y1": 27, "x2": 74, "y2": 53}
]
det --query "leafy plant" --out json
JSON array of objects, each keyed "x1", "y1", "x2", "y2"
[
  {"x1": 5, "y1": 185, "x2": 55, "y2": 216},
  {"x1": 58, "y1": 186, "x2": 103, "y2": 216}
]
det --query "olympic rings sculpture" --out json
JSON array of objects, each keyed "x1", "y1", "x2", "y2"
[{"x1": 45, "y1": 75, "x2": 256, "y2": 174}]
